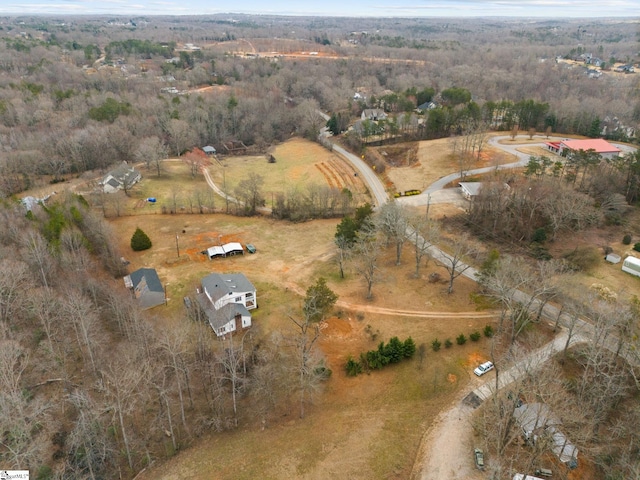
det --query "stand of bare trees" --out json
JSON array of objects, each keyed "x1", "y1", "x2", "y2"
[{"x1": 0, "y1": 196, "x2": 342, "y2": 477}]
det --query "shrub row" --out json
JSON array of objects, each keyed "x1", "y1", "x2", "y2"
[
  {"x1": 431, "y1": 325, "x2": 493, "y2": 352},
  {"x1": 345, "y1": 336, "x2": 416, "y2": 376}
]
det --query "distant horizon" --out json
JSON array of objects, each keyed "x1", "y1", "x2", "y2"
[{"x1": 2, "y1": 1, "x2": 639, "y2": 19}]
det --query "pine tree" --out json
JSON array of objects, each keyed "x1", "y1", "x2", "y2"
[{"x1": 130, "y1": 227, "x2": 152, "y2": 251}]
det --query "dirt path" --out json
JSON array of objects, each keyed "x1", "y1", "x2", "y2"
[
  {"x1": 411, "y1": 388, "x2": 482, "y2": 480},
  {"x1": 201, "y1": 164, "x2": 272, "y2": 214},
  {"x1": 334, "y1": 302, "x2": 497, "y2": 318}
]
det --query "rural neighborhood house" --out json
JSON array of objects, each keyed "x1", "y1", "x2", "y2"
[
  {"x1": 124, "y1": 268, "x2": 166, "y2": 310},
  {"x1": 196, "y1": 272, "x2": 257, "y2": 336},
  {"x1": 513, "y1": 403, "x2": 579, "y2": 469},
  {"x1": 100, "y1": 162, "x2": 142, "y2": 193},
  {"x1": 459, "y1": 182, "x2": 483, "y2": 200}
]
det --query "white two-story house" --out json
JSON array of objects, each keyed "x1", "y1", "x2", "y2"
[{"x1": 196, "y1": 272, "x2": 256, "y2": 337}]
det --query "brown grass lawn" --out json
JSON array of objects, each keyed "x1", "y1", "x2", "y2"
[
  {"x1": 113, "y1": 209, "x2": 494, "y2": 480},
  {"x1": 210, "y1": 137, "x2": 369, "y2": 204},
  {"x1": 544, "y1": 207, "x2": 640, "y2": 304},
  {"x1": 91, "y1": 138, "x2": 369, "y2": 219},
  {"x1": 382, "y1": 134, "x2": 517, "y2": 193},
  {"x1": 105, "y1": 133, "x2": 638, "y2": 480}
]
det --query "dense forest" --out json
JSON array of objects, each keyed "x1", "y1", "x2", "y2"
[{"x1": 0, "y1": 15, "x2": 638, "y2": 197}]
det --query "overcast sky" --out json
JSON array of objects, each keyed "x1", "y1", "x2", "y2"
[{"x1": 2, "y1": 0, "x2": 639, "y2": 18}]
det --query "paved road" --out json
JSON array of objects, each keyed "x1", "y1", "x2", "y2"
[
  {"x1": 318, "y1": 111, "x2": 389, "y2": 207},
  {"x1": 469, "y1": 332, "x2": 587, "y2": 403},
  {"x1": 331, "y1": 143, "x2": 389, "y2": 207}
]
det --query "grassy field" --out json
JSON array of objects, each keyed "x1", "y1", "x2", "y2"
[
  {"x1": 104, "y1": 133, "x2": 639, "y2": 480},
  {"x1": 96, "y1": 138, "x2": 368, "y2": 218},
  {"x1": 109, "y1": 205, "x2": 495, "y2": 480},
  {"x1": 211, "y1": 137, "x2": 368, "y2": 202}
]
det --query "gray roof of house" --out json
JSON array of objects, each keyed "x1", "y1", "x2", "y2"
[
  {"x1": 127, "y1": 268, "x2": 165, "y2": 309},
  {"x1": 103, "y1": 162, "x2": 141, "y2": 187},
  {"x1": 196, "y1": 295, "x2": 249, "y2": 330},
  {"x1": 201, "y1": 273, "x2": 255, "y2": 303},
  {"x1": 417, "y1": 101, "x2": 437, "y2": 110},
  {"x1": 362, "y1": 108, "x2": 386, "y2": 118},
  {"x1": 130, "y1": 268, "x2": 164, "y2": 293}
]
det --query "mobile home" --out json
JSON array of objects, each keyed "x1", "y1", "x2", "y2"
[{"x1": 622, "y1": 256, "x2": 640, "y2": 278}]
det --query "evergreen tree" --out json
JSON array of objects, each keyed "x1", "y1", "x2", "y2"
[
  {"x1": 303, "y1": 277, "x2": 338, "y2": 323},
  {"x1": 130, "y1": 227, "x2": 152, "y2": 251}
]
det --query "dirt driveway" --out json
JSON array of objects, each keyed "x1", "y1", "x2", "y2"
[{"x1": 412, "y1": 391, "x2": 483, "y2": 480}]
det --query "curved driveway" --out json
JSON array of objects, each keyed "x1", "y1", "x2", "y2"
[{"x1": 401, "y1": 135, "x2": 635, "y2": 206}]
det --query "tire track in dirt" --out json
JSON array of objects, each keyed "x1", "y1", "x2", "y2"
[
  {"x1": 281, "y1": 245, "x2": 496, "y2": 320},
  {"x1": 327, "y1": 157, "x2": 352, "y2": 189},
  {"x1": 315, "y1": 162, "x2": 340, "y2": 188},
  {"x1": 334, "y1": 302, "x2": 498, "y2": 318},
  {"x1": 284, "y1": 278, "x2": 495, "y2": 318}
]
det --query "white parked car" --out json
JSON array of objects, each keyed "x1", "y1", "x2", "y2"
[{"x1": 474, "y1": 361, "x2": 494, "y2": 377}]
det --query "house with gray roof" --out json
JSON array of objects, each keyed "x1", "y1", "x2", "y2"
[
  {"x1": 100, "y1": 162, "x2": 141, "y2": 193},
  {"x1": 416, "y1": 101, "x2": 438, "y2": 112},
  {"x1": 196, "y1": 272, "x2": 256, "y2": 336},
  {"x1": 459, "y1": 182, "x2": 483, "y2": 199},
  {"x1": 202, "y1": 145, "x2": 217, "y2": 155},
  {"x1": 124, "y1": 268, "x2": 165, "y2": 310},
  {"x1": 459, "y1": 181, "x2": 510, "y2": 200},
  {"x1": 361, "y1": 108, "x2": 387, "y2": 122}
]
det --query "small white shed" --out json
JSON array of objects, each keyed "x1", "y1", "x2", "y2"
[
  {"x1": 605, "y1": 253, "x2": 621, "y2": 264},
  {"x1": 622, "y1": 256, "x2": 640, "y2": 277}
]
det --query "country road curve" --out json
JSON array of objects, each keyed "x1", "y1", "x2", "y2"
[{"x1": 318, "y1": 110, "x2": 389, "y2": 207}]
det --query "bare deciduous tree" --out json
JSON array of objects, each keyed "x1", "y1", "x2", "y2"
[
  {"x1": 0, "y1": 336, "x2": 49, "y2": 468},
  {"x1": 159, "y1": 328, "x2": 193, "y2": 432},
  {"x1": 101, "y1": 351, "x2": 148, "y2": 470},
  {"x1": 334, "y1": 232, "x2": 352, "y2": 279},
  {"x1": 234, "y1": 172, "x2": 265, "y2": 215},
  {"x1": 376, "y1": 201, "x2": 408, "y2": 265},
  {"x1": 438, "y1": 235, "x2": 478, "y2": 294},
  {"x1": 63, "y1": 290, "x2": 100, "y2": 376},
  {"x1": 65, "y1": 390, "x2": 115, "y2": 479},
  {"x1": 407, "y1": 214, "x2": 440, "y2": 278},
  {"x1": 0, "y1": 257, "x2": 32, "y2": 323},
  {"x1": 166, "y1": 118, "x2": 195, "y2": 157},
  {"x1": 353, "y1": 226, "x2": 382, "y2": 300},
  {"x1": 135, "y1": 135, "x2": 167, "y2": 176}
]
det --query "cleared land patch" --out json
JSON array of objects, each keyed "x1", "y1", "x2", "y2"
[
  {"x1": 211, "y1": 137, "x2": 368, "y2": 202},
  {"x1": 113, "y1": 210, "x2": 494, "y2": 480},
  {"x1": 381, "y1": 135, "x2": 514, "y2": 194}
]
